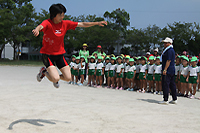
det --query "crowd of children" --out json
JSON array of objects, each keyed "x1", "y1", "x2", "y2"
[{"x1": 68, "y1": 54, "x2": 200, "y2": 100}]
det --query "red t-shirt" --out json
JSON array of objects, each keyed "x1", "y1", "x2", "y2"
[{"x1": 40, "y1": 19, "x2": 78, "y2": 55}]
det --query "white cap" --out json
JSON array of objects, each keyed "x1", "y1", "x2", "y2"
[
  {"x1": 162, "y1": 37, "x2": 173, "y2": 44},
  {"x1": 146, "y1": 52, "x2": 150, "y2": 55},
  {"x1": 154, "y1": 48, "x2": 158, "y2": 52}
]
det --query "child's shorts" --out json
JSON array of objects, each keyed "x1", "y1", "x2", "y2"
[
  {"x1": 79, "y1": 69, "x2": 85, "y2": 75},
  {"x1": 180, "y1": 75, "x2": 187, "y2": 83},
  {"x1": 88, "y1": 69, "x2": 95, "y2": 76},
  {"x1": 109, "y1": 70, "x2": 115, "y2": 77},
  {"x1": 105, "y1": 71, "x2": 109, "y2": 78},
  {"x1": 188, "y1": 76, "x2": 198, "y2": 84},
  {"x1": 135, "y1": 73, "x2": 139, "y2": 80},
  {"x1": 74, "y1": 70, "x2": 78, "y2": 76},
  {"x1": 147, "y1": 74, "x2": 153, "y2": 81},
  {"x1": 71, "y1": 68, "x2": 74, "y2": 75},
  {"x1": 139, "y1": 72, "x2": 146, "y2": 80},
  {"x1": 124, "y1": 72, "x2": 127, "y2": 78},
  {"x1": 96, "y1": 69, "x2": 102, "y2": 76},
  {"x1": 127, "y1": 71, "x2": 134, "y2": 79},
  {"x1": 154, "y1": 73, "x2": 161, "y2": 81},
  {"x1": 116, "y1": 72, "x2": 123, "y2": 78}
]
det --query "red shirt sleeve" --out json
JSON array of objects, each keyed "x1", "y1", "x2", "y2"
[
  {"x1": 40, "y1": 19, "x2": 50, "y2": 32},
  {"x1": 64, "y1": 20, "x2": 78, "y2": 30}
]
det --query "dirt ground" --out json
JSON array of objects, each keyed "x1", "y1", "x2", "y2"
[{"x1": 0, "y1": 66, "x2": 200, "y2": 133}]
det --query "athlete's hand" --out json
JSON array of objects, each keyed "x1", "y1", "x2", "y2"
[
  {"x1": 32, "y1": 29, "x2": 40, "y2": 37},
  {"x1": 98, "y1": 21, "x2": 107, "y2": 27},
  {"x1": 153, "y1": 77, "x2": 155, "y2": 80}
]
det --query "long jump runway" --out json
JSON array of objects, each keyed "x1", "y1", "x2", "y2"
[{"x1": 0, "y1": 66, "x2": 199, "y2": 133}]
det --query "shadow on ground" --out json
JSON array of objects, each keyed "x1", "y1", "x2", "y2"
[
  {"x1": 8, "y1": 119, "x2": 70, "y2": 130},
  {"x1": 137, "y1": 99, "x2": 160, "y2": 104}
]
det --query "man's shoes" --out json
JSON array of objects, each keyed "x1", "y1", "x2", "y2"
[
  {"x1": 169, "y1": 100, "x2": 177, "y2": 104},
  {"x1": 158, "y1": 100, "x2": 169, "y2": 105}
]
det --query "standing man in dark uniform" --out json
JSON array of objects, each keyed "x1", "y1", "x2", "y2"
[{"x1": 159, "y1": 37, "x2": 177, "y2": 105}]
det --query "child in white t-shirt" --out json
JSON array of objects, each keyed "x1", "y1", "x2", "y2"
[
  {"x1": 186, "y1": 57, "x2": 199, "y2": 99},
  {"x1": 88, "y1": 56, "x2": 96, "y2": 87},
  {"x1": 69, "y1": 55, "x2": 76, "y2": 84},
  {"x1": 126, "y1": 58, "x2": 136, "y2": 91},
  {"x1": 104, "y1": 57, "x2": 111, "y2": 88},
  {"x1": 138, "y1": 56, "x2": 147, "y2": 93},
  {"x1": 115, "y1": 56, "x2": 124, "y2": 90},
  {"x1": 78, "y1": 56, "x2": 86, "y2": 86},
  {"x1": 179, "y1": 56, "x2": 189, "y2": 97},
  {"x1": 153, "y1": 56, "x2": 162, "y2": 95},
  {"x1": 107, "y1": 57, "x2": 116, "y2": 89},
  {"x1": 95, "y1": 56, "x2": 105, "y2": 88},
  {"x1": 147, "y1": 56, "x2": 155, "y2": 93}
]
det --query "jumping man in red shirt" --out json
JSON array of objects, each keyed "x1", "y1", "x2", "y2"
[{"x1": 32, "y1": 3, "x2": 107, "y2": 88}]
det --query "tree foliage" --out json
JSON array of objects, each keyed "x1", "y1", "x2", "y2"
[{"x1": 0, "y1": 2, "x2": 200, "y2": 59}]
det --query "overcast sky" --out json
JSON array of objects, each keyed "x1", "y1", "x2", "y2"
[{"x1": 31, "y1": 0, "x2": 200, "y2": 29}]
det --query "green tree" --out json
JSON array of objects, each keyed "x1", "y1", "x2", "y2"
[{"x1": 0, "y1": 0, "x2": 36, "y2": 60}]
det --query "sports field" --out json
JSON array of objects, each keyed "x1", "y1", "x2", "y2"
[{"x1": 0, "y1": 66, "x2": 200, "y2": 133}]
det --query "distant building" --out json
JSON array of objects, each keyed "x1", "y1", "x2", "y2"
[{"x1": 1, "y1": 42, "x2": 14, "y2": 60}]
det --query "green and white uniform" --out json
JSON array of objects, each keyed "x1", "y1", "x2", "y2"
[
  {"x1": 127, "y1": 65, "x2": 136, "y2": 79},
  {"x1": 78, "y1": 62, "x2": 85, "y2": 75},
  {"x1": 104, "y1": 62, "x2": 110, "y2": 78},
  {"x1": 154, "y1": 64, "x2": 162, "y2": 81},
  {"x1": 188, "y1": 66, "x2": 199, "y2": 84},
  {"x1": 73, "y1": 63, "x2": 79, "y2": 76},
  {"x1": 116, "y1": 63, "x2": 124, "y2": 78},
  {"x1": 88, "y1": 62, "x2": 96, "y2": 76},
  {"x1": 139, "y1": 64, "x2": 147, "y2": 80},
  {"x1": 96, "y1": 62, "x2": 104, "y2": 76},
  {"x1": 179, "y1": 65, "x2": 189, "y2": 83},
  {"x1": 70, "y1": 61, "x2": 75, "y2": 75},
  {"x1": 124, "y1": 63, "x2": 129, "y2": 78},
  {"x1": 135, "y1": 64, "x2": 141, "y2": 80},
  {"x1": 175, "y1": 64, "x2": 180, "y2": 82},
  {"x1": 109, "y1": 64, "x2": 116, "y2": 77},
  {"x1": 147, "y1": 64, "x2": 154, "y2": 81}
]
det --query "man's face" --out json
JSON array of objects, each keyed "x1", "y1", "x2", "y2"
[{"x1": 164, "y1": 42, "x2": 170, "y2": 48}]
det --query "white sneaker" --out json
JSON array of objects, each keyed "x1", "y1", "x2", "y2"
[
  {"x1": 71, "y1": 81, "x2": 74, "y2": 85},
  {"x1": 158, "y1": 101, "x2": 169, "y2": 105},
  {"x1": 53, "y1": 82, "x2": 59, "y2": 88},
  {"x1": 169, "y1": 100, "x2": 177, "y2": 104},
  {"x1": 37, "y1": 67, "x2": 46, "y2": 82}
]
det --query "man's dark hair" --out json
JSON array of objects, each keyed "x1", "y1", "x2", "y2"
[{"x1": 49, "y1": 3, "x2": 67, "y2": 20}]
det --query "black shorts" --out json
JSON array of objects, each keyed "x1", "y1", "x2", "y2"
[{"x1": 42, "y1": 54, "x2": 68, "y2": 69}]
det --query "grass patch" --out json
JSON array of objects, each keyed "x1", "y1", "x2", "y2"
[{"x1": 0, "y1": 60, "x2": 43, "y2": 66}]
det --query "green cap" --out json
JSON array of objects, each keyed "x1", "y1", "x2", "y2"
[
  {"x1": 180, "y1": 55, "x2": 186, "y2": 58},
  {"x1": 149, "y1": 56, "x2": 155, "y2": 60},
  {"x1": 183, "y1": 56, "x2": 189, "y2": 62},
  {"x1": 190, "y1": 56, "x2": 198, "y2": 62},
  {"x1": 156, "y1": 56, "x2": 160, "y2": 59},
  {"x1": 72, "y1": 55, "x2": 76, "y2": 58},
  {"x1": 105, "y1": 56, "x2": 110, "y2": 60},
  {"x1": 98, "y1": 56, "x2": 103, "y2": 60},
  {"x1": 76, "y1": 56, "x2": 80, "y2": 60},
  {"x1": 116, "y1": 56, "x2": 123, "y2": 60},
  {"x1": 129, "y1": 58, "x2": 135, "y2": 62},
  {"x1": 137, "y1": 56, "x2": 141, "y2": 60},
  {"x1": 80, "y1": 56, "x2": 85, "y2": 59},
  {"x1": 90, "y1": 56, "x2": 95, "y2": 59},
  {"x1": 142, "y1": 56, "x2": 147, "y2": 61},
  {"x1": 111, "y1": 57, "x2": 116, "y2": 60}
]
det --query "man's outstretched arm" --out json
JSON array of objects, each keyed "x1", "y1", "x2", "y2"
[{"x1": 77, "y1": 21, "x2": 107, "y2": 28}]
